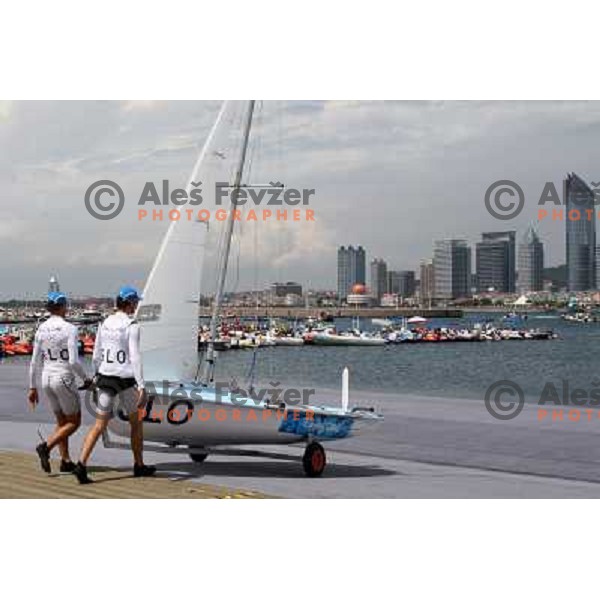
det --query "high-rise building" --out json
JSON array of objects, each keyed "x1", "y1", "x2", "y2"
[
  {"x1": 370, "y1": 258, "x2": 388, "y2": 302},
  {"x1": 48, "y1": 275, "x2": 60, "y2": 293},
  {"x1": 476, "y1": 231, "x2": 516, "y2": 293},
  {"x1": 566, "y1": 172, "x2": 596, "y2": 291},
  {"x1": 433, "y1": 240, "x2": 471, "y2": 300},
  {"x1": 420, "y1": 259, "x2": 435, "y2": 305},
  {"x1": 388, "y1": 270, "x2": 416, "y2": 297},
  {"x1": 517, "y1": 227, "x2": 544, "y2": 293},
  {"x1": 337, "y1": 245, "x2": 366, "y2": 301},
  {"x1": 397, "y1": 270, "x2": 416, "y2": 298},
  {"x1": 387, "y1": 271, "x2": 400, "y2": 294}
]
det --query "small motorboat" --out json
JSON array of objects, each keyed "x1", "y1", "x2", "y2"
[{"x1": 311, "y1": 330, "x2": 387, "y2": 347}]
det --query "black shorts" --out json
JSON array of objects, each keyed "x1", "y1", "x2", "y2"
[{"x1": 95, "y1": 374, "x2": 137, "y2": 395}]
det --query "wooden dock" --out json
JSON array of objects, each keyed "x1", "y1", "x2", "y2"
[{"x1": 0, "y1": 451, "x2": 271, "y2": 499}]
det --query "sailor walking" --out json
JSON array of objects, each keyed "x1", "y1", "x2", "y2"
[
  {"x1": 28, "y1": 292, "x2": 91, "y2": 473},
  {"x1": 73, "y1": 286, "x2": 155, "y2": 484}
]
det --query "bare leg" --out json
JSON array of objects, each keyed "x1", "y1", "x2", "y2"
[
  {"x1": 78, "y1": 414, "x2": 110, "y2": 466},
  {"x1": 50, "y1": 413, "x2": 68, "y2": 461},
  {"x1": 57, "y1": 419, "x2": 69, "y2": 461},
  {"x1": 129, "y1": 412, "x2": 143, "y2": 467},
  {"x1": 47, "y1": 412, "x2": 81, "y2": 461}
]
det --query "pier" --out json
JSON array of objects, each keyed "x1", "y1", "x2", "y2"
[{"x1": 198, "y1": 307, "x2": 464, "y2": 319}]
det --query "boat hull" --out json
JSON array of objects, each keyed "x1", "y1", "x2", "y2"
[
  {"x1": 107, "y1": 383, "x2": 381, "y2": 447},
  {"x1": 311, "y1": 333, "x2": 386, "y2": 346}
]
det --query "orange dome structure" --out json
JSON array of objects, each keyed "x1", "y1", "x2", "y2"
[{"x1": 351, "y1": 283, "x2": 367, "y2": 295}]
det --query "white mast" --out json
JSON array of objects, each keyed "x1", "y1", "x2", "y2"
[{"x1": 203, "y1": 100, "x2": 256, "y2": 383}]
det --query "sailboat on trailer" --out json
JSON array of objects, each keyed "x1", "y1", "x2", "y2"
[{"x1": 103, "y1": 101, "x2": 382, "y2": 477}]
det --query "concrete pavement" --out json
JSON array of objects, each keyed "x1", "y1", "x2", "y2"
[{"x1": 4, "y1": 360, "x2": 600, "y2": 497}]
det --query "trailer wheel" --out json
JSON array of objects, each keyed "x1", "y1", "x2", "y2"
[
  {"x1": 189, "y1": 451, "x2": 209, "y2": 463},
  {"x1": 303, "y1": 442, "x2": 326, "y2": 477}
]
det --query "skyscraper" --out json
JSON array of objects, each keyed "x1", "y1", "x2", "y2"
[
  {"x1": 420, "y1": 259, "x2": 435, "y2": 305},
  {"x1": 370, "y1": 258, "x2": 388, "y2": 303},
  {"x1": 433, "y1": 240, "x2": 471, "y2": 300},
  {"x1": 566, "y1": 172, "x2": 596, "y2": 291},
  {"x1": 517, "y1": 227, "x2": 544, "y2": 293},
  {"x1": 476, "y1": 231, "x2": 516, "y2": 293},
  {"x1": 337, "y1": 245, "x2": 366, "y2": 301},
  {"x1": 389, "y1": 270, "x2": 416, "y2": 298},
  {"x1": 387, "y1": 271, "x2": 400, "y2": 294},
  {"x1": 397, "y1": 270, "x2": 416, "y2": 298}
]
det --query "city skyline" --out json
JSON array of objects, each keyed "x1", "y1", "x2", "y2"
[
  {"x1": 338, "y1": 222, "x2": 548, "y2": 303},
  {"x1": 7, "y1": 224, "x2": 549, "y2": 302},
  {"x1": 2, "y1": 101, "x2": 600, "y2": 297},
  {"x1": 0, "y1": 217, "x2": 578, "y2": 302}
]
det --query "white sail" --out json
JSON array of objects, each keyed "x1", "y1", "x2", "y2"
[
  {"x1": 137, "y1": 101, "x2": 247, "y2": 382},
  {"x1": 105, "y1": 101, "x2": 384, "y2": 471}
]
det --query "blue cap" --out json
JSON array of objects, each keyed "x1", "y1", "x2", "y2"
[
  {"x1": 118, "y1": 286, "x2": 142, "y2": 302},
  {"x1": 47, "y1": 292, "x2": 67, "y2": 306}
]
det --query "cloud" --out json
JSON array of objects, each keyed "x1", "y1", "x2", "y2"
[
  {"x1": 0, "y1": 101, "x2": 12, "y2": 121},
  {"x1": 65, "y1": 240, "x2": 151, "y2": 267},
  {"x1": 2, "y1": 100, "x2": 600, "y2": 297},
  {"x1": 0, "y1": 218, "x2": 27, "y2": 241}
]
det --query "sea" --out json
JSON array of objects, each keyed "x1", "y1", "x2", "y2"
[
  {"x1": 209, "y1": 313, "x2": 590, "y2": 404},
  {"x1": 0, "y1": 313, "x2": 594, "y2": 407}
]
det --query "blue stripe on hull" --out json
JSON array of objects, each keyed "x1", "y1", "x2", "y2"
[{"x1": 278, "y1": 411, "x2": 354, "y2": 439}]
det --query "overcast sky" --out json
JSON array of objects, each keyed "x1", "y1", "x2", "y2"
[{"x1": 1, "y1": 100, "x2": 599, "y2": 300}]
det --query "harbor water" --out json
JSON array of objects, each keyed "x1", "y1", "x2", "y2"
[
  {"x1": 0, "y1": 313, "x2": 592, "y2": 408},
  {"x1": 209, "y1": 314, "x2": 589, "y2": 403}
]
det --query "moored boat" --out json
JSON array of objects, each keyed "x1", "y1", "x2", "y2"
[{"x1": 312, "y1": 331, "x2": 387, "y2": 346}]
